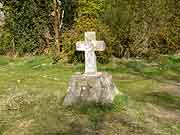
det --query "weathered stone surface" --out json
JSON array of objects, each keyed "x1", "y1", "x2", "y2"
[
  {"x1": 76, "y1": 32, "x2": 105, "y2": 74},
  {"x1": 63, "y1": 72, "x2": 120, "y2": 105}
]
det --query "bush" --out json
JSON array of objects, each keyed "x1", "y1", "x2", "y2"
[
  {"x1": 62, "y1": 16, "x2": 115, "y2": 63},
  {"x1": 1, "y1": 0, "x2": 52, "y2": 56},
  {"x1": 0, "y1": 29, "x2": 12, "y2": 55},
  {"x1": 103, "y1": 0, "x2": 180, "y2": 58},
  {"x1": 1, "y1": 0, "x2": 179, "y2": 60}
]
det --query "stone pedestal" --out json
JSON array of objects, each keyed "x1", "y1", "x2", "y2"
[{"x1": 63, "y1": 72, "x2": 120, "y2": 105}]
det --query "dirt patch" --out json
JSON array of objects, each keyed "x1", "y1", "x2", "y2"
[
  {"x1": 159, "y1": 83, "x2": 180, "y2": 96},
  {"x1": 145, "y1": 103, "x2": 180, "y2": 123},
  {"x1": 113, "y1": 74, "x2": 140, "y2": 81}
]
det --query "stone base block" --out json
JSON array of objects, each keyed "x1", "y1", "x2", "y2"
[{"x1": 63, "y1": 72, "x2": 120, "y2": 105}]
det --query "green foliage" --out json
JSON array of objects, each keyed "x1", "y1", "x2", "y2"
[
  {"x1": 0, "y1": 30, "x2": 12, "y2": 55},
  {"x1": 103, "y1": 0, "x2": 180, "y2": 58},
  {"x1": 112, "y1": 95, "x2": 129, "y2": 111},
  {"x1": 75, "y1": 0, "x2": 106, "y2": 18},
  {"x1": 62, "y1": 0, "x2": 180, "y2": 62},
  {"x1": 62, "y1": 16, "x2": 114, "y2": 63},
  {"x1": 62, "y1": 0, "x2": 114, "y2": 63},
  {"x1": 0, "y1": 0, "x2": 180, "y2": 61},
  {"x1": 1, "y1": 0, "x2": 53, "y2": 55}
]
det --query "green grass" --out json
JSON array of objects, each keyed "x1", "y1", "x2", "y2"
[{"x1": 0, "y1": 55, "x2": 180, "y2": 135}]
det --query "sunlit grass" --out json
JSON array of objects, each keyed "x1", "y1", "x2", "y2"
[{"x1": 0, "y1": 55, "x2": 180, "y2": 135}]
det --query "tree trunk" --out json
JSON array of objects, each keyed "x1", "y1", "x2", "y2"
[{"x1": 53, "y1": 0, "x2": 61, "y2": 56}]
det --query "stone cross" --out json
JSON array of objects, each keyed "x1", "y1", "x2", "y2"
[{"x1": 76, "y1": 32, "x2": 105, "y2": 75}]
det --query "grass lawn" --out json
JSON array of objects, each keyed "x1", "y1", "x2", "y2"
[{"x1": 0, "y1": 55, "x2": 180, "y2": 135}]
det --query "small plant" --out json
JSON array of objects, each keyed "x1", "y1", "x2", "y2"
[{"x1": 112, "y1": 95, "x2": 128, "y2": 111}]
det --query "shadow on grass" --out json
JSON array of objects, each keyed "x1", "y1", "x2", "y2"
[
  {"x1": 47, "y1": 132, "x2": 79, "y2": 135},
  {"x1": 109, "y1": 60, "x2": 180, "y2": 86},
  {"x1": 63, "y1": 95, "x2": 128, "y2": 129},
  {"x1": 142, "y1": 92, "x2": 180, "y2": 110},
  {"x1": 66, "y1": 95, "x2": 128, "y2": 114}
]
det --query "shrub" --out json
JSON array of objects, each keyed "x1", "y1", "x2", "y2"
[
  {"x1": 1, "y1": 0, "x2": 52, "y2": 56},
  {"x1": 62, "y1": 16, "x2": 115, "y2": 63},
  {"x1": 103, "y1": 0, "x2": 180, "y2": 58}
]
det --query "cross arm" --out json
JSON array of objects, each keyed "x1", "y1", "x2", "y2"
[
  {"x1": 76, "y1": 41, "x2": 86, "y2": 51},
  {"x1": 94, "y1": 41, "x2": 106, "y2": 51}
]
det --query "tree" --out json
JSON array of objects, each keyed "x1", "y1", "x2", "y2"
[
  {"x1": 51, "y1": 0, "x2": 64, "y2": 63},
  {"x1": 103, "y1": 0, "x2": 180, "y2": 58},
  {"x1": 0, "y1": 0, "x2": 66, "y2": 59}
]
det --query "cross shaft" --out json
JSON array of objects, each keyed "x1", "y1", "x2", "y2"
[{"x1": 76, "y1": 32, "x2": 105, "y2": 74}]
